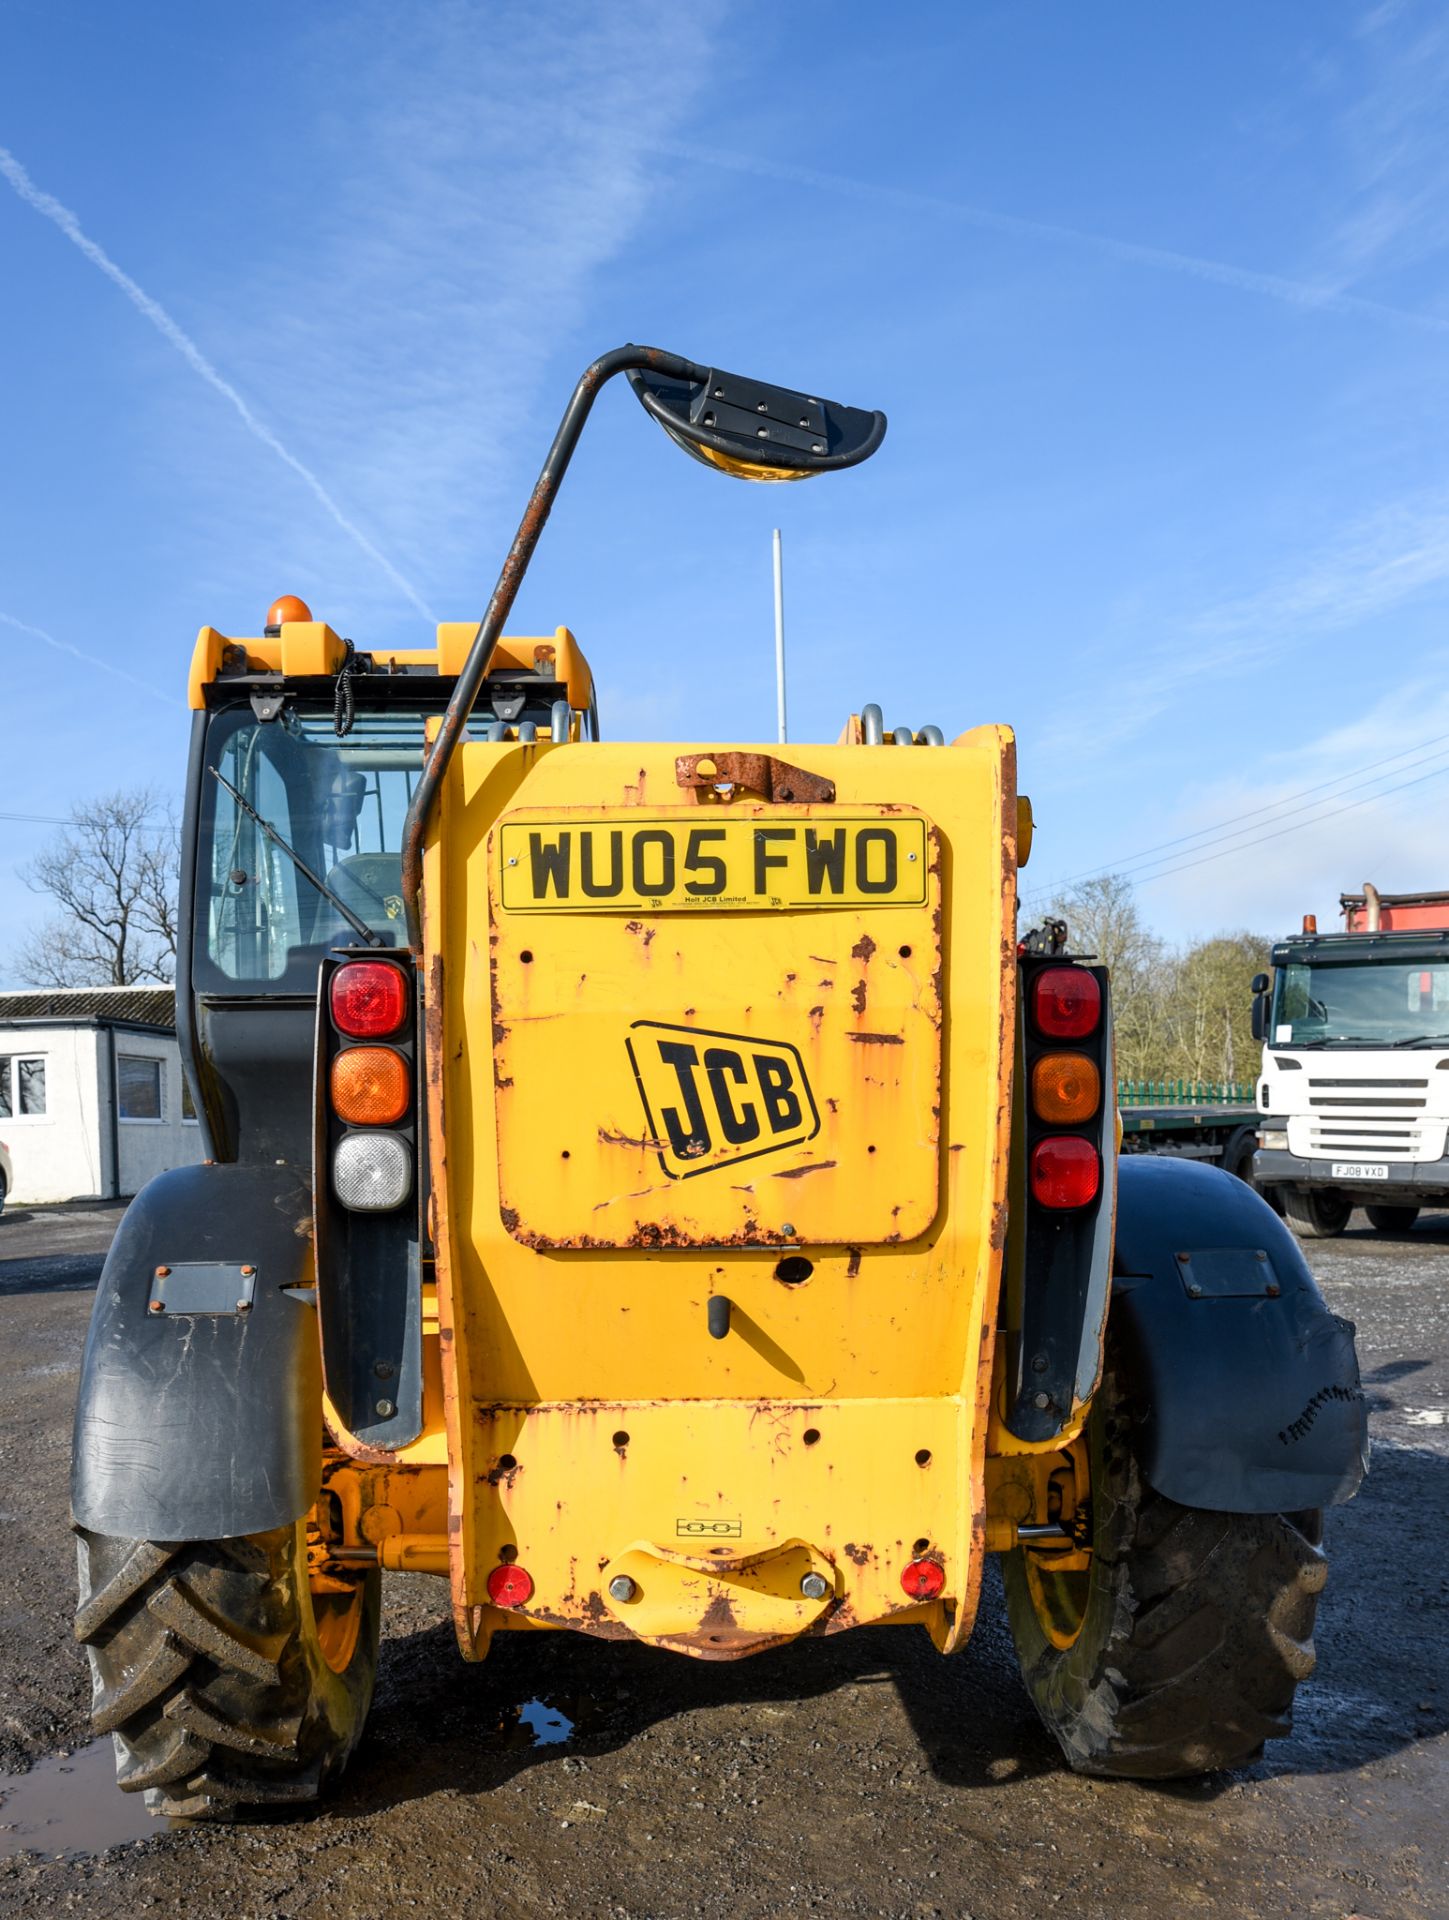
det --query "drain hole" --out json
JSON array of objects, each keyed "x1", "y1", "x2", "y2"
[
  {"x1": 914, "y1": 1448, "x2": 932, "y2": 1467},
  {"x1": 612, "y1": 1430, "x2": 630, "y2": 1451},
  {"x1": 802, "y1": 1428, "x2": 821, "y2": 1447},
  {"x1": 498, "y1": 1543, "x2": 518, "y2": 1563},
  {"x1": 561, "y1": 1149, "x2": 571, "y2": 1160},
  {"x1": 774, "y1": 1255, "x2": 813, "y2": 1285},
  {"x1": 899, "y1": 944, "x2": 912, "y2": 958},
  {"x1": 520, "y1": 950, "x2": 534, "y2": 964},
  {"x1": 498, "y1": 1454, "x2": 518, "y2": 1473},
  {"x1": 912, "y1": 1536, "x2": 930, "y2": 1555}
]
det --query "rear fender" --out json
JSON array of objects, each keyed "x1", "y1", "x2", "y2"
[
  {"x1": 1110, "y1": 1156, "x2": 1366, "y2": 1512},
  {"x1": 71, "y1": 1163, "x2": 322, "y2": 1540}
]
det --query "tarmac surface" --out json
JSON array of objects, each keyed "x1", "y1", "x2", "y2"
[{"x1": 0, "y1": 1196, "x2": 1444, "y2": 1919}]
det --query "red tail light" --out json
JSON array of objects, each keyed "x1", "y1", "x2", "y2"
[
  {"x1": 1030, "y1": 1135, "x2": 1101, "y2": 1209},
  {"x1": 1032, "y1": 967, "x2": 1101, "y2": 1039},
  {"x1": 330, "y1": 962, "x2": 408, "y2": 1037}
]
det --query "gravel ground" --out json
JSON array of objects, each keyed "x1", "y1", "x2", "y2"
[{"x1": 0, "y1": 1197, "x2": 1444, "y2": 1918}]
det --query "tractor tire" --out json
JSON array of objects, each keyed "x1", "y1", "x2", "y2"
[
  {"x1": 1002, "y1": 1360, "x2": 1327, "y2": 1779},
  {"x1": 1281, "y1": 1186, "x2": 1352, "y2": 1238},
  {"x1": 75, "y1": 1521, "x2": 380, "y2": 1819},
  {"x1": 1365, "y1": 1203, "x2": 1419, "y2": 1235}
]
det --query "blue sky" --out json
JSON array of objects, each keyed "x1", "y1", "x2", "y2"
[{"x1": 4, "y1": 0, "x2": 1449, "y2": 972}]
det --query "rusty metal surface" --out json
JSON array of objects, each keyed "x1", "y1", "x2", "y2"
[{"x1": 674, "y1": 751, "x2": 836, "y2": 805}]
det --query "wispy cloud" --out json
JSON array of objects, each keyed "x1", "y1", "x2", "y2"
[
  {"x1": 645, "y1": 136, "x2": 1449, "y2": 336},
  {"x1": 0, "y1": 145, "x2": 436, "y2": 623},
  {"x1": 0, "y1": 610, "x2": 169, "y2": 705},
  {"x1": 1036, "y1": 488, "x2": 1449, "y2": 760},
  {"x1": 197, "y1": 0, "x2": 727, "y2": 614}
]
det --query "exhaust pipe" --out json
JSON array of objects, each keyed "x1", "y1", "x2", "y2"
[{"x1": 1363, "y1": 881, "x2": 1382, "y2": 932}]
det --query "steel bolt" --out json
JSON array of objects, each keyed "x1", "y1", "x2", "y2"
[
  {"x1": 240, "y1": 1265, "x2": 256, "y2": 1278},
  {"x1": 154, "y1": 1265, "x2": 170, "y2": 1279},
  {"x1": 780, "y1": 1222, "x2": 797, "y2": 1239},
  {"x1": 1255, "y1": 1250, "x2": 1268, "y2": 1261},
  {"x1": 375, "y1": 1398, "x2": 396, "y2": 1419},
  {"x1": 1032, "y1": 1391, "x2": 1052, "y2": 1411},
  {"x1": 608, "y1": 1574, "x2": 637, "y2": 1603},
  {"x1": 1265, "y1": 1282, "x2": 1281, "y2": 1298},
  {"x1": 1186, "y1": 1282, "x2": 1202, "y2": 1298},
  {"x1": 148, "y1": 1299, "x2": 165, "y2": 1314},
  {"x1": 236, "y1": 1299, "x2": 251, "y2": 1312},
  {"x1": 374, "y1": 1360, "x2": 395, "y2": 1379},
  {"x1": 800, "y1": 1572, "x2": 830, "y2": 1601},
  {"x1": 1030, "y1": 1353, "x2": 1049, "y2": 1374}
]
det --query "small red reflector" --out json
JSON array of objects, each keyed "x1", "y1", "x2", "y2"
[
  {"x1": 486, "y1": 1563, "x2": 534, "y2": 1609},
  {"x1": 901, "y1": 1558, "x2": 945, "y2": 1600},
  {"x1": 330, "y1": 962, "x2": 407, "y2": 1038},
  {"x1": 1032, "y1": 966, "x2": 1101, "y2": 1038},
  {"x1": 1031, "y1": 1135, "x2": 1101, "y2": 1209}
]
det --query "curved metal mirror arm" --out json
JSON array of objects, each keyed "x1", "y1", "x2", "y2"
[{"x1": 399, "y1": 344, "x2": 708, "y2": 950}]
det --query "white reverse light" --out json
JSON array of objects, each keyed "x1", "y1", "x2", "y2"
[{"x1": 333, "y1": 1132, "x2": 412, "y2": 1211}]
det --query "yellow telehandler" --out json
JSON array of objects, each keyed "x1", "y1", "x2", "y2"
[{"x1": 72, "y1": 347, "x2": 1366, "y2": 1815}]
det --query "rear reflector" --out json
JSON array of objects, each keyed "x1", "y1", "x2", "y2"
[
  {"x1": 332, "y1": 1132, "x2": 412, "y2": 1211},
  {"x1": 486, "y1": 1564, "x2": 534, "y2": 1608},
  {"x1": 1030, "y1": 1135, "x2": 1100, "y2": 1209},
  {"x1": 1032, "y1": 967, "x2": 1100, "y2": 1039},
  {"x1": 1031, "y1": 1052, "x2": 1101, "y2": 1125},
  {"x1": 331, "y1": 1047, "x2": 410, "y2": 1126},
  {"x1": 900, "y1": 1558, "x2": 945, "y2": 1600},
  {"x1": 331, "y1": 961, "x2": 408, "y2": 1038}
]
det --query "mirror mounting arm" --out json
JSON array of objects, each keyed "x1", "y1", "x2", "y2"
[{"x1": 399, "y1": 344, "x2": 708, "y2": 950}]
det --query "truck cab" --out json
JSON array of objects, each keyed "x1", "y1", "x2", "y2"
[{"x1": 1255, "y1": 885, "x2": 1449, "y2": 1236}]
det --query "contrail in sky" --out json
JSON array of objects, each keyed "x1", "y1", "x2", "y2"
[
  {"x1": 651, "y1": 138, "x2": 1449, "y2": 336},
  {"x1": 0, "y1": 610, "x2": 171, "y2": 705},
  {"x1": 0, "y1": 145, "x2": 436, "y2": 621}
]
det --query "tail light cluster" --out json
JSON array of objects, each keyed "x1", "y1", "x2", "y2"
[
  {"x1": 327, "y1": 960, "x2": 416, "y2": 1212},
  {"x1": 1026, "y1": 966, "x2": 1106, "y2": 1211}
]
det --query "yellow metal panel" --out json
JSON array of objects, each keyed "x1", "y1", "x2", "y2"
[
  {"x1": 422, "y1": 729, "x2": 1019, "y2": 1659},
  {"x1": 279, "y1": 620, "x2": 346, "y2": 679}
]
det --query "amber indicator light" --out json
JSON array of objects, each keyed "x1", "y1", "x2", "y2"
[
  {"x1": 1031, "y1": 1052, "x2": 1101, "y2": 1126},
  {"x1": 331, "y1": 1047, "x2": 410, "y2": 1126}
]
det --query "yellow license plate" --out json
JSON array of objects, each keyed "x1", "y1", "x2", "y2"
[{"x1": 496, "y1": 811, "x2": 928, "y2": 912}]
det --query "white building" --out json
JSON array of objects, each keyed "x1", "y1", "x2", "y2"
[{"x1": 0, "y1": 987, "x2": 204, "y2": 1206}]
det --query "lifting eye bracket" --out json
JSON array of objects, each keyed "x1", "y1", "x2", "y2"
[{"x1": 674, "y1": 751, "x2": 835, "y2": 806}]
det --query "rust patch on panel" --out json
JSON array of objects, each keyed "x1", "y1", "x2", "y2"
[
  {"x1": 850, "y1": 933, "x2": 876, "y2": 963},
  {"x1": 771, "y1": 1160, "x2": 837, "y2": 1180},
  {"x1": 846, "y1": 1031, "x2": 904, "y2": 1046}
]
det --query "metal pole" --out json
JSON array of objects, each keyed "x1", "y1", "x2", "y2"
[
  {"x1": 773, "y1": 527, "x2": 787, "y2": 745},
  {"x1": 398, "y1": 344, "x2": 708, "y2": 951}
]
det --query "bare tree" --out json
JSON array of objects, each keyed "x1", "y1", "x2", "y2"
[
  {"x1": 14, "y1": 790, "x2": 180, "y2": 987},
  {"x1": 1046, "y1": 873, "x2": 1166, "y2": 1080}
]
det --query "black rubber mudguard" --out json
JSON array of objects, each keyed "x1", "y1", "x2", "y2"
[
  {"x1": 71, "y1": 1163, "x2": 322, "y2": 1541},
  {"x1": 1111, "y1": 1156, "x2": 1367, "y2": 1512}
]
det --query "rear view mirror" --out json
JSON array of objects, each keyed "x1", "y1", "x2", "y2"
[
  {"x1": 1251, "y1": 974, "x2": 1271, "y2": 1043},
  {"x1": 627, "y1": 362, "x2": 886, "y2": 482}
]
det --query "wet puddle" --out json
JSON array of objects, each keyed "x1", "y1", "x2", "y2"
[
  {"x1": 0, "y1": 1738, "x2": 160, "y2": 1859},
  {"x1": 500, "y1": 1696, "x2": 578, "y2": 1746}
]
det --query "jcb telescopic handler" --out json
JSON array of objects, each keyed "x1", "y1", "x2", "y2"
[{"x1": 72, "y1": 347, "x2": 1366, "y2": 1816}]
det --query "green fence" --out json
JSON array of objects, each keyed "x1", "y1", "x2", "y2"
[{"x1": 1116, "y1": 1079, "x2": 1255, "y2": 1109}]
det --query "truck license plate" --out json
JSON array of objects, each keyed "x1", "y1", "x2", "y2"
[{"x1": 1332, "y1": 1161, "x2": 1387, "y2": 1179}]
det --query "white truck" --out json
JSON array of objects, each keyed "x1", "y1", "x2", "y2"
[{"x1": 1253, "y1": 882, "x2": 1449, "y2": 1237}]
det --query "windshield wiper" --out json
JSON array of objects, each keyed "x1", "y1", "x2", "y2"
[
  {"x1": 1388, "y1": 1035, "x2": 1449, "y2": 1049},
  {"x1": 211, "y1": 767, "x2": 384, "y2": 950}
]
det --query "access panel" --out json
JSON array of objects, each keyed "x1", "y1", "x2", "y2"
[{"x1": 489, "y1": 805, "x2": 942, "y2": 1248}]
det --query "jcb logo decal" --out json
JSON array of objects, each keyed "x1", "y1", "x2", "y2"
[{"x1": 626, "y1": 1022, "x2": 820, "y2": 1179}]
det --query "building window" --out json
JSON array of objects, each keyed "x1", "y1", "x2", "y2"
[
  {"x1": 181, "y1": 1075, "x2": 198, "y2": 1123},
  {"x1": 117, "y1": 1055, "x2": 163, "y2": 1122},
  {"x1": 0, "y1": 1056, "x2": 47, "y2": 1119}
]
